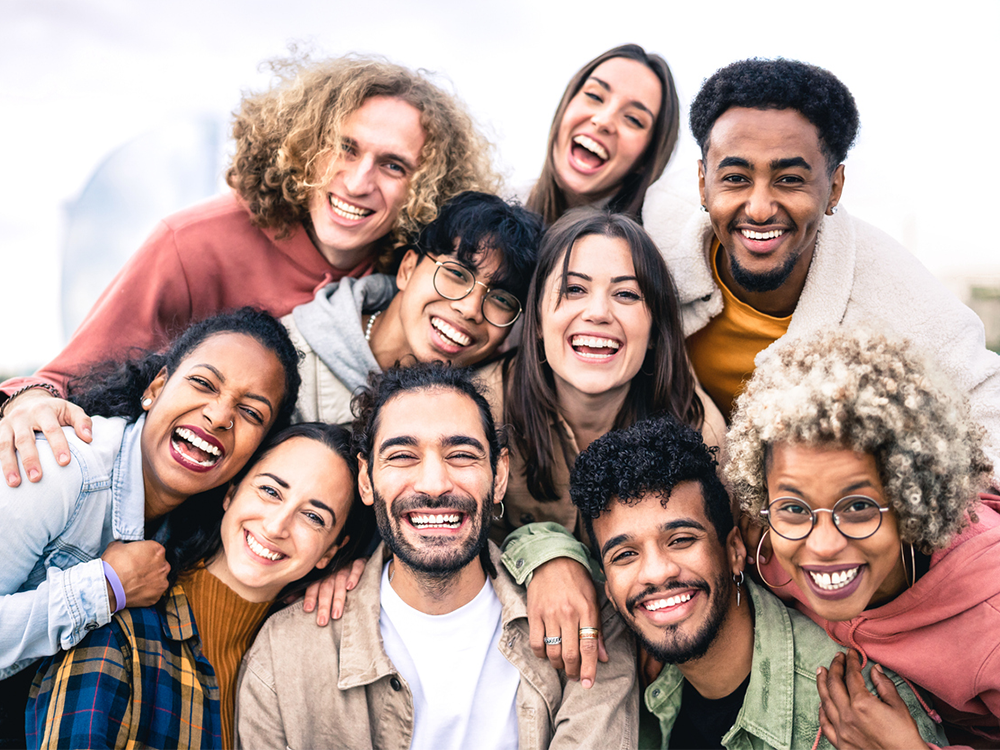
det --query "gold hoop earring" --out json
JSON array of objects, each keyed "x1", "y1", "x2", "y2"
[
  {"x1": 900, "y1": 540, "x2": 916, "y2": 588},
  {"x1": 756, "y1": 529, "x2": 792, "y2": 589}
]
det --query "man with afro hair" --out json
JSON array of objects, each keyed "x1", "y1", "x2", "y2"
[{"x1": 640, "y1": 58, "x2": 1000, "y2": 478}]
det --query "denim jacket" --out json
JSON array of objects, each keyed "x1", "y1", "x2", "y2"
[
  {"x1": 0, "y1": 415, "x2": 146, "y2": 678},
  {"x1": 642, "y1": 580, "x2": 947, "y2": 750}
]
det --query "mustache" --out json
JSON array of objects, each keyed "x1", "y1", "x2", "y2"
[
  {"x1": 625, "y1": 580, "x2": 711, "y2": 615},
  {"x1": 390, "y1": 493, "x2": 480, "y2": 518}
]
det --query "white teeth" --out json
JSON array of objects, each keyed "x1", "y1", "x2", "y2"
[
  {"x1": 432, "y1": 318, "x2": 472, "y2": 347},
  {"x1": 174, "y1": 427, "x2": 221, "y2": 457},
  {"x1": 329, "y1": 195, "x2": 373, "y2": 220},
  {"x1": 571, "y1": 335, "x2": 620, "y2": 350},
  {"x1": 409, "y1": 513, "x2": 462, "y2": 529},
  {"x1": 572, "y1": 134, "x2": 609, "y2": 161},
  {"x1": 246, "y1": 530, "x2": 284, "y2": 561},
  {"x1": 808, "y1": 567, "x2": 860, "y2": 591},
  {"x1": 741, "y1": 229, "x2": 785, "y2": 240},
  {"x1": 644, "y1": 592, "x2": 694, "y2": 611}
]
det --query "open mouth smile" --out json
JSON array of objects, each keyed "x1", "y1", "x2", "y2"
[
  {"x1": 570, "y1": 134, "x2": 609, "y2": 171},
  {"x1": 245, "y1": 529, "x2": 286, "y2": 561},
  {"x1": 740, "y1": 228, "x2": 786, "y2": 241},
  {"x1": 643, "y1": 592, "x2": 693, "y2": 611},
  {"x1": 432, "y1": 317, "x2": 472, "y2": 348},
  {"x1": 570, "y1": 334, "x2": 621, "y2": 360},
  {"x1": 170, "y1": 426, "x2": 224, "y2": 471},
  {"x1": 406, "y1": 511, "x2": 466, "y2": 530},
  {"x1": 807, "y1": 566, "x2": 861, "y2": 591},
  {"x1": 329, "y1": 194, "x2": 374, "y2": 221}
]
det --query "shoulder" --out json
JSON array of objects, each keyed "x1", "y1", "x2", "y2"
[
  {"x1": 245, "y1": 603, "x2": 342, "y2": 680},
  {"x1": 158, "y1": 192, "x2": 251, "y2": 234}
]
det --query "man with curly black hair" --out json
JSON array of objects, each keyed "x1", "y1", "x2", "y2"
[
  {"x1": 571, "y1": 416, "x2": 946, "y2": 750},
  {"x1": 640, "y1": 58, "x2": 1000, "y2": 477}
]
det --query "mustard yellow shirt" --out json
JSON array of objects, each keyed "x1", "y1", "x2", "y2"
[{"x1": 687, "y1": 241, "x2": 792, "y2": 418}]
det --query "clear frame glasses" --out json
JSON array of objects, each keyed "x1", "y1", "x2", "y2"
[
  {"x1": 761, "y1": 495, "x2": 892, "y2": 541},
  {"x1": 431, "y1": 259, "x2": 521, "y2": 328}
]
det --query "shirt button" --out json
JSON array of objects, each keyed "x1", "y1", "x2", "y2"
[
  {"x1": 390, "y1": 676, "x2": 402, "y2": 691},
  {"x1": 85, "y1": 622, "x2": 98, "y2": 631},
  {"x1": 515, "y1": 559, "x2": 524, "y2": 569},
  {"x1": 520, "y1": 513, "x2": 535, "y2": 525},
  {"x1": 652, "y1": 689, "x2": 661, "y2": 698}
]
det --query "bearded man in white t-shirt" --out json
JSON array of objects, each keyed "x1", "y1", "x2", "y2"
[{"x1": 236, "y1": 363, "x2": 638, "y2": 750}]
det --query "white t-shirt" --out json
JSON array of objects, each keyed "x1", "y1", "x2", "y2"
[{"x1": 379, "y1": 563, "x2": 519, "y2": 750}]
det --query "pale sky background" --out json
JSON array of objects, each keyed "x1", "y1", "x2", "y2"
[{"x1": 2, "y1": 0, "x2": 998, "y2": 373}]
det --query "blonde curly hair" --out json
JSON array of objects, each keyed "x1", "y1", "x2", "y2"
[
  {"x1": 226, "y1": 53, "x2": 498, "y2": 266},
  {"x1": 726, "y1": 329, "x2": 993, "y2": 552}
]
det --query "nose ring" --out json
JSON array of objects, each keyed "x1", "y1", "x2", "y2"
[{"x1": 220, "y1": 420, "x2": 234, "y2": 431}]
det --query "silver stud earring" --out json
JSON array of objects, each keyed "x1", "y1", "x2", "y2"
[
  {"x1": 141, "y1": 398, "x2": 152, "y2": 408},
  {"x1": 700, "y1": 204, "x2": 708, "y2": 213},
  {"x1": 829, "y1": 205, "x2": 839, "y2": 215}
]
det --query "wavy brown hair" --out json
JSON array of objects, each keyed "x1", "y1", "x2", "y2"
[
  {"x1": 226, "y1": 53, "x2": 498, "y2": 266},
  {"x1": 527, "y1": 44, "x2": 680, "y2": 226},
  {"x1": 726, "y1": 329, "x2": 993, "y2": 552},
  {"x1": 504, "y1": 208, "x2": 703, "y2": 501}
]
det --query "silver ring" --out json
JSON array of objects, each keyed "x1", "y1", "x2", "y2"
[{"x1": 543, "y1": 636, "x2": 562, "y2": 646}]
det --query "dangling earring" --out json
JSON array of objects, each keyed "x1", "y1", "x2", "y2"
[
  {"x1": 733, "y1": 570, "x2": 745, "y2": 607},
  {"x1": 494, "y1": 500, "x2": 505, "y2": 521},
  {"x1": 756, "y1": 529, "x2": 792, "y2": 589},
  {"x1": 899, "y1": 540, "x2": 916, "y2": 588},
  {"x1": 141, "y1": 398, "x2": 152, "y2": 408}
]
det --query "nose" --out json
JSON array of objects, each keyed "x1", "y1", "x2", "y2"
[
  {"x1": 637, "y1": 548, "x2": 681, "y2": 589},
  {"x1": 203, "y1": 398, "x2": 235, "y2": 433},
  {"x1": 261, "y1": 503, "x2": 295, "y2": 540},
  {"x1": 745, "y1": 180, "x2": 778, "y2": 224},
  {"x1": 590, "y1": 105, "x2": 615, "y2": 134},
  {"x1": 412, "y1": 454, "x2": 455, "y2": 498},
  {"x1": 581, "y1": 291, "x2": 613, "y2": 323},
  {"x1": 450, "y1": 284, "x2": 486, "y2": 324},
  {"x1": 342, "y1": 154, "x2": 377, "y2": 196},
  {"x1": 804, "y1": 512, "x2": 851, "y2": 559}
]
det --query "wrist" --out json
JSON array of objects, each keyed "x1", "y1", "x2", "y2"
[
  {"x1": 102, "y1": 560, "x2": 126, "y2": 614},
  {"x1": 0, "y1": 383, "x2": 61, "y2": 419}
]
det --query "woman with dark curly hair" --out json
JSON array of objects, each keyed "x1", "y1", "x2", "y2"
[
  {"x1": 726, "y1": 328, "x2": 1000, "y2": 746},
  {"x1": 526, "y1": 44, "x2": 679, "y2": 226},
  {"x1": 0, "y1": 53, "x2": 497, "y2": 489},
  {"x1": 0, "y1": 308, "x2": 299, "y2": 746}
]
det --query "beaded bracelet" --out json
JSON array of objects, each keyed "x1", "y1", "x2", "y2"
[
  {"x1": 102, "y1": 560, "x2": 126, "y2": 614},
  {"x1": 0, "y1": 383, "x2": 62, "y2": 420}
]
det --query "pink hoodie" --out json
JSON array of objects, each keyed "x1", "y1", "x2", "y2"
[{"x1": 782, "y1": 495, "x2": 1000, "y2": 743}]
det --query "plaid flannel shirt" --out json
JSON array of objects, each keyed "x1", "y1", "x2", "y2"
[{"x1": 27, "y1": 583, "x2": 222, "y2": 749}]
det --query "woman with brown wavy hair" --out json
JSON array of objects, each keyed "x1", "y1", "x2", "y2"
[
  {"x1": 0, "y1": 53, "x2": 496, "y2": 490},
  {"x1": 526, "y1": 44, "x2": 679, "y2": 226}
]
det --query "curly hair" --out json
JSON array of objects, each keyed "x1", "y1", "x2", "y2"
[
  {"x1": 528, "y1": 44, "x2": 680, "y2": 226},
  {"x1": 725, "y1": 329, "x2": 993, "y2": 552},
  {"x1": 690, "y1": 58, "x2": 859, "y2": 173},
  {"x1": 226, "y1": 53, "x2": 498, "y2": 266},
  {"x1": 571, "y1": 416, "x2": 731, "y2": 560}
]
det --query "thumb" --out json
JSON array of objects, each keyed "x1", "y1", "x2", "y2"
[{"x1": 872, "y1": 664, "x2": 905, "y2": 707}]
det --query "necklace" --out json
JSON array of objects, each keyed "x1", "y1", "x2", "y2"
[{"x1": 365, "y1": 309, "x2": 383, "y2": 342}]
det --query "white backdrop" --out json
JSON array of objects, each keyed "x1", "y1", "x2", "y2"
[{"x1": 2, "y1": 0, "x2": 998, "y2": 371}]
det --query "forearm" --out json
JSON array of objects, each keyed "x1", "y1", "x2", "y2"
[{"x1": 500, "y1": 522, "x2": 602, "y2": 585}]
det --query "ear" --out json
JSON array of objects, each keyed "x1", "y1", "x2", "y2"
[
  {"x1": 395, "y1": 248, "x2": 420, "y2": 291},
  {"x1": 697, "y1": 159, "x2": 707, "y2": 207},
  {"x1": 222, "y1": 483, "x2": 237, "y2": 512},
  {"x1": 315, "y1": 534, "x2": 348, "y2": 571},
  {"x1": 358, "y1": 454, "x2": 374, "y2": 507},
  {"x1": 726, "y1": 526, "x2": 747, "y2": 577},
  {"x1": 493, "y1": 447, "x2": 510, "y2": 507},
  {"x1": 826, "y1": 164, "x2": 846, "y2": 215},
  {"x1": 142, "y1": 366, "x2": 169, "y2": 408}
]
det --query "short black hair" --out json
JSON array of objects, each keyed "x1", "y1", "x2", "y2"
[
  {"x1": 570, "y1": 416, "x2": 733, "y2": 561},
  {"x1": 690, "y1": 58, "x2": 860, "y2": 172},
  {"x1": 352, "y1": 361, "x2": 506, "y2": 474},
  {"x1": 411, "y1": 190, "x2": 544, "y2": 305}
]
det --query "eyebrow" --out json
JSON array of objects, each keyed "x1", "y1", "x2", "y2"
[
  {"x1": 194, "y1": 365, "x2": 274, "y2": 412},
  {"x1": 566, "y1": 271, "x2": 638, "y2": 284},
  {"x1": 343, "y1": 136, "x2": 418, "y2": 172},
  {"x1": 716, "y1": 156, "x2": 812, "y2": 172},
  {"x1": 442, "y1": 435, "x2": 486, "y2": 453},
  {"x1": 587, "y1": 75, "x2": 655, "y2": 117},
  {"x1": 775, "y1": 479, "x2": 876, "y2": 497},
  {"x1": 258, "y1": 472, "x2": 289, "y2": 489},
  {"x1": 378, "y1": 435, "x2": 487, "y2": 454},
  {"x1": 600, "y1": 518, "x2": 707, "y2": 559},
  {"x1": 257, "y1": 472, "x2": 336, "y2": 522}
]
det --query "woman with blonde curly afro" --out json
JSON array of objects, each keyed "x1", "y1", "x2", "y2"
[
  {"x1": 727, "y1": 328, "x2": 1000, "y2": 747},
  {"x1": 0, "y1": 52, "x2": 497, "y2": 491}
]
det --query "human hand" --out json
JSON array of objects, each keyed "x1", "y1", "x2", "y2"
[
  {"x1": 302, "y1": 557, "x2": 367, "y2": 626},
  {"x1": 639, "y1": 644, "x2": 664, "y2": 688},
  {"x1": 738, "y1": 512, "x2": 765, "y2": 568},
  {"x1": 526, "y1": 557, "x2": 608, "y2": 689},
  {"x1": 101, "y1": 540, "x2": 170, "y2": 609},
  {"x1": 817, "y1": 651, "x2": 930, "y2": 750},
  {"x1": 1, "y1": 389, "x2": 93, "y2": 487}
]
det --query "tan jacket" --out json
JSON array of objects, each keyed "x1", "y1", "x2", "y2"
[{"x1": 236, "y1": 543, "x2": 638, "y2": 750}]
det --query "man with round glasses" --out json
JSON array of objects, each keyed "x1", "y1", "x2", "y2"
[{"x1": 284, "y1": 191, "x2": 543, "y2": 424}]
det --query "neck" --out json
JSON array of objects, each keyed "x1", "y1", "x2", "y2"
[
  {"x1": 555, "y1": 382, "x2": 629, "y2": 452},
  {"x1": 141, "y1": 458, "x2": 185, "y2": 521},
  {"x1": 715, "y1": 243, "x2": 814, "y2": 319},
  {"x1": 676, "y1": 590, "x2": 755, "y2": 700},
  {"x1": 304, "y1": 220, "x2": 374, "y2": 272},
  {"x1": 367, "y1": 295, "x2": 414, "y2": 370},
  {"x1": 388, "y1": 555, "x2": 487, "y2": 616}
]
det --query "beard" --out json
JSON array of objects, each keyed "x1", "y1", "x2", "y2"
[
  {"x1": 625, "y1": 569, "x2": 732, "y2": 664},
  {"x1": 373, "y1": 486, "x2": 494, "y2": 577},
  {"x1": 727, "y1": 245, "x2": 803, "y2": 293}
]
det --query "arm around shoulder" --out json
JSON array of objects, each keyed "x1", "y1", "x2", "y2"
[{"x1": 501, "y1": 522, "x2": 600, "y2": 586}]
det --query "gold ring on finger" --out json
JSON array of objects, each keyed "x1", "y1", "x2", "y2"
[{"x1": 578, "y1": 627, "x2": 600, "y2": 639}]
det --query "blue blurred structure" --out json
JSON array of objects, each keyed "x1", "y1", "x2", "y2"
[{"x1": 60, "y1": 115, "x2": 229, "y2": 339}]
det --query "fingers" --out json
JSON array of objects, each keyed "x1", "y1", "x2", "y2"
[
  {"x1": 345, "y1": 557, "x2": 366, "y2": 590},
  {"x1": 329, "y1": 567, "x2": 353, "y2": 622},
  {"x1": 0, "y1": 421, "x2": 22, "y2": 487},
  {"x1": 545, "y1": 627, "x2": 568, "y2": 673},
  {"x1": 313, "y1": 575, "x2": 339, "y2": 626},
  {"x1": 818, "y1": 700, "x2": 839, "y2": 748},
  {"x1": 528, "y1": 609, "x2": 547, "y2": 660},
  {"x1": 843, "y1": 649, "x2": 869, "y2": 699},
  {"x1": 871, "y1": 664, "x2": 905, "y2": 708},
  {"x1": 12, "y1": 425, "x2": 44, "y2": 484},
  {"x1": 302, "y1": 580, "x2": 321, "y2": 614},
  {"x1": 598, "y1": 632, "x2": 609, "y2": 663},
  {"x1": 560, "y1": 620, "x2": 580, "y2": 679},
  {"x1": 65, "y1": 403, "x2": 93, "y2": 445}
]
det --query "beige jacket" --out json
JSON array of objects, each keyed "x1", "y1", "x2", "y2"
[{"x1": 236, "y1": 542, "x2": 638, "y2": 750}]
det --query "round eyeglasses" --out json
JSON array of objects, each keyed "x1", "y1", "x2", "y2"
[
  {"x1": 760, "y1": 495, "x2": 892, "y2": 541},
  {"x1": 432, "y1": 259, "x2": 521, "y2": 328}
]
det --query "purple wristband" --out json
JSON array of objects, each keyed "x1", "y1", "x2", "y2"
[{"x1": 102, "y1": 560, "x2": 126, "y2": 614}]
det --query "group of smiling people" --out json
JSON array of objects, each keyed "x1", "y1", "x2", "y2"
[{"x1": 1, "y1": 42, "x2": 998, "y2": 750}]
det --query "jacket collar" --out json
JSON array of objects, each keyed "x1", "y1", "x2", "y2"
[
  {"x1": 111, "y1": 415, "x2": 149, "y2": 542},
  {"x1": 160, "y1": 582, "x2": 199, "y2": 642}
]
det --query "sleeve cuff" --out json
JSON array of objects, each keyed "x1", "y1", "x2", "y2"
[{"x1": 500, "y1": 522, "x2": 602, "y2": 585}]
